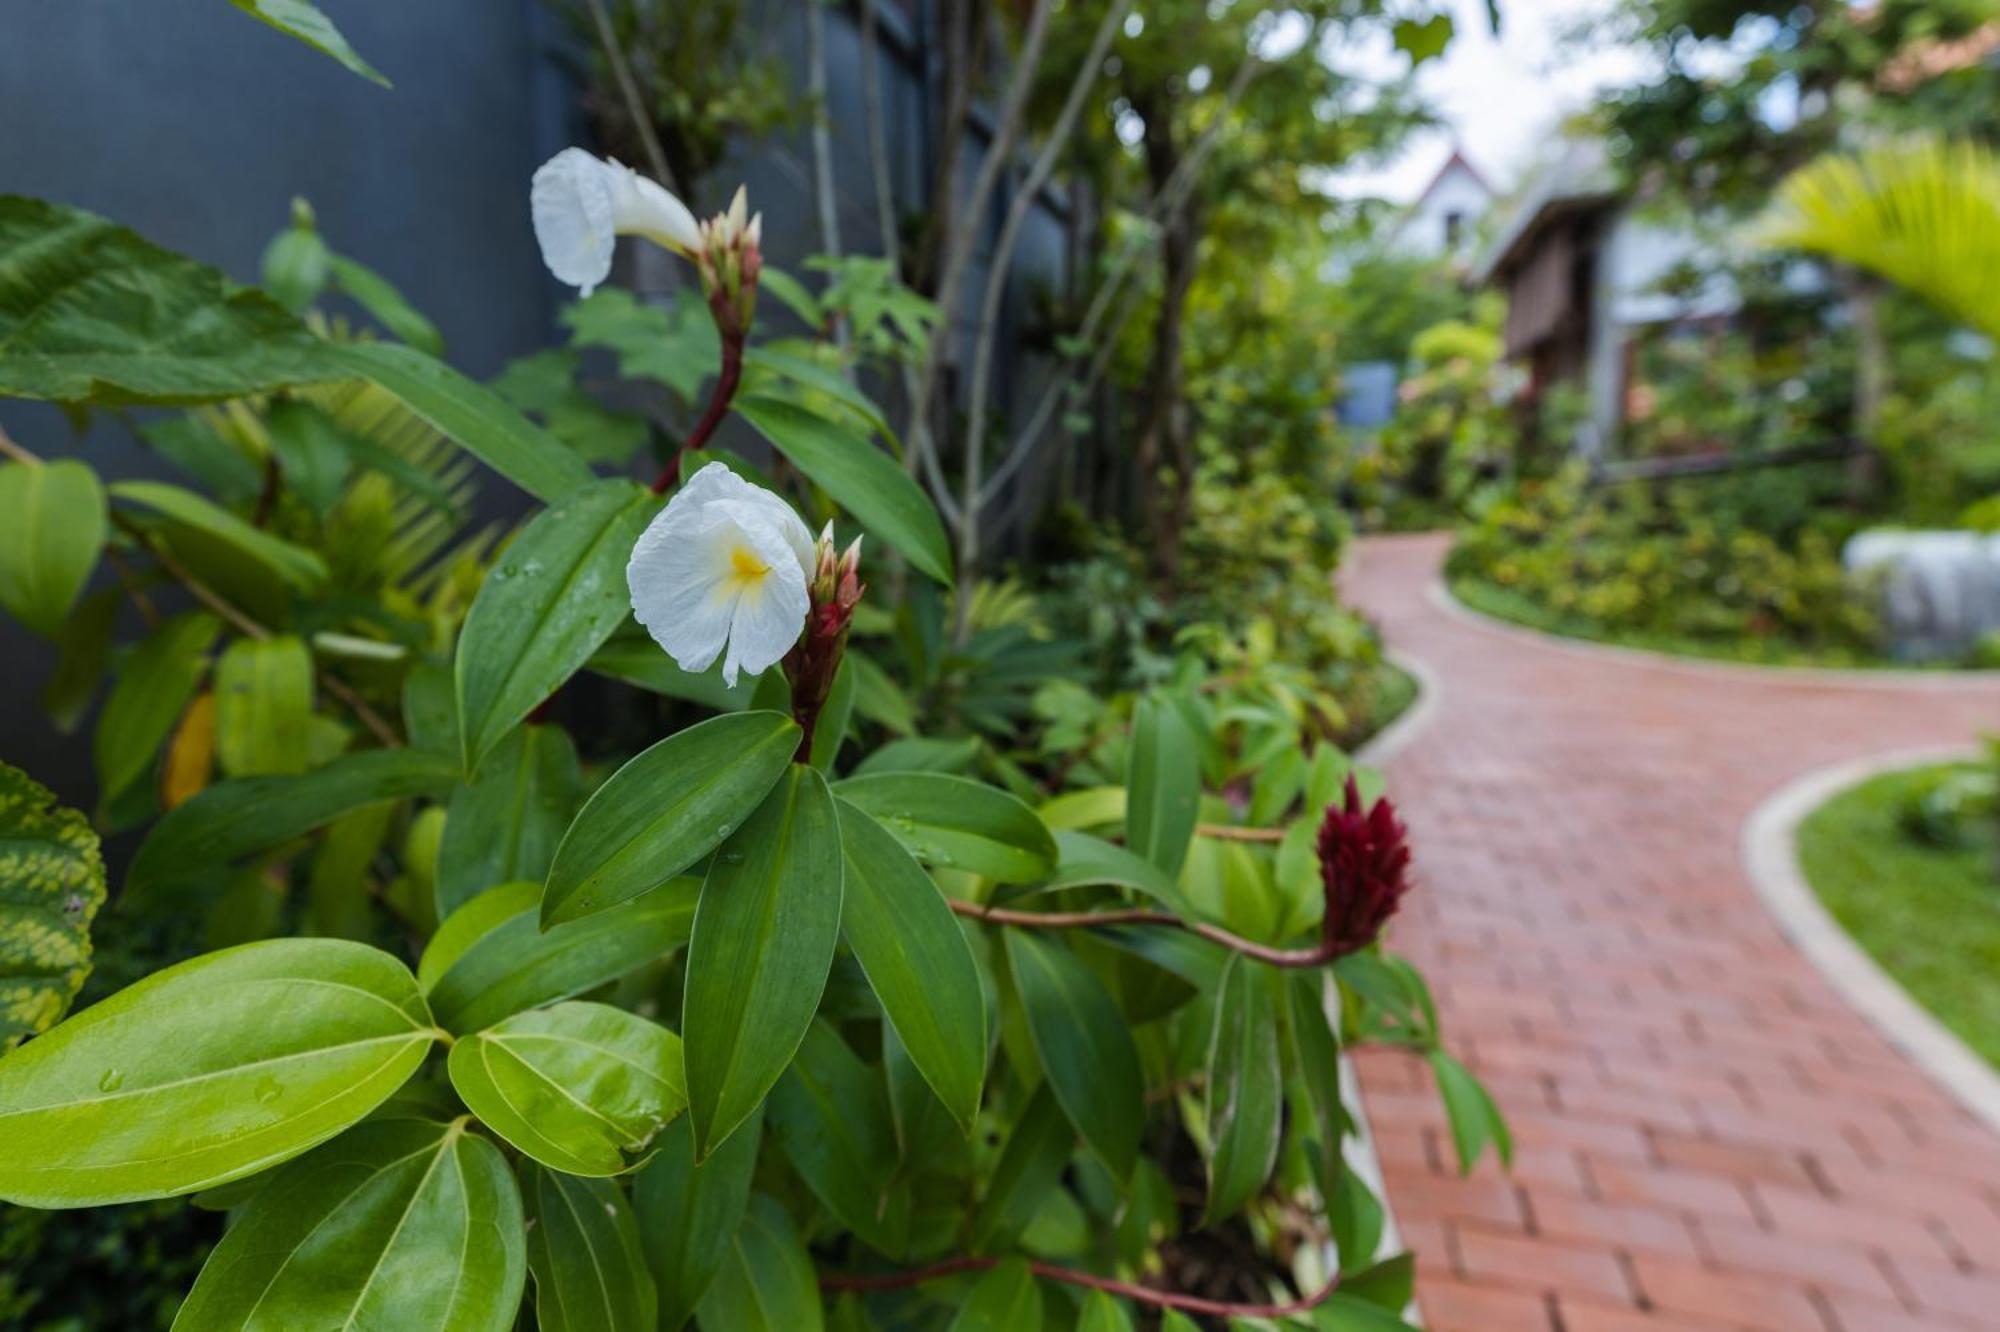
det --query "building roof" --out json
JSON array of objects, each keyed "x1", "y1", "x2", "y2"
[
  {"x1": 1470, "y1": 139, "x2": 1620, "y2": 287},
  {"x1": 1409, "y1": 144, "x2": 1492, "y2": 209}
]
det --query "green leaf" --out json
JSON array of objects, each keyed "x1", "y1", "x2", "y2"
[
  {"x1": 1313, "y1": 1291, "x2": 1423, "y2": 1331},
  {"x1": 562, "y1": 288, "x2": 717, "y2": 399},
  {"x1": 846, "y1": 649, "x2": 917, "y2": 734},
  {"x1": 0, "y1": 195, "x2": 334, "y2": 405},
  {"x1": 1039, "y1": 828, "x2": 1193, "y2": 915},
  {"x1": 110, "y1": 479, "x2": 328, "y2": 589},
  {"x1": 93, "y1": 610, "x2": 220, "y2": 802},
  {"x1": 491, "y1": 348, "x2": 648, "y2": 465},
  {"x1": 835, "y1": 799, "x2": 986, "y2": 1133},
  {"x1": 949, "y1": 1259, "x2": 1042, "y2": 1331},
  {"x1": 542, "y1": 710, "x2": 799, "y2": 927},
  {"x1": 742, "y1": 345, "x2": 893, "y2": 441},
  {"x1": 0, "y1": 459, "x2": 105, "y2": 636},
  {"x1": 735, "y1": 393, "x2": 952, "y2": 584},
  {"x1": 586, "y1": 632, "x2": 757, "y2": 709},
  {"x1": 128, "y1": 748, "x2": 458, "y2": 894},
  {"x1": 42, "y1": 587, "x2": 119, "y2": 731},
  {"x1": 228, "y1": 0, "x2": 391, "y2": 86},
  {"x1": 1285, "y1": 972, "x2": 1349, "y2": 1214},
  {"x1": 756, "y1": 266, "x2": 825, "y2": 328},
  {"x1": 329, "y1": 254, "x2": 444, "y2": 354},
  {"x1": 1429, "y1": 1049, "x2": 1512, "y2": 1175},
  {"x1": 455, "y1": 478, "x2": 657, "y2": 769},
  {"x1": 325, "y1": 341, "x2": 595, "y2": 503},
  {"x1": 1077, "y1": 1290, "x2": 1134, "y2": 1332},
  {"x1": 0, "y1": 763, "x2": 104, "y2": 1052},
  {"x1": 1203, "y1": 956, "x2": 1283, "y2": 1225},
  {"x1": 522, "y1": 1161, "x2": 657, "y2": 1332},
  {"x1": 1392, "y1": 13, "x2": 1454, "y2": 63},
  {"x1": 449, "y1": 1001, "x2": 686, "y2": 1176},
  {"x1": 212, "y1": 634, "x2": 315, "y2": 777},
  {"x1": 1003, "y1": 931, "x2": 1142, "y2": 1181},
  {"x1": 634, "y1": 1108, "x2": 762, "y2": 1332},
  {"x1": 969, "y1": 1085, "x2": 1071, "y2": 1253},
  {"x1": 1343, "y1": 1251, "x2": 1417, "y2": 1313},
  {"x1": 420, "y1": 879, "x2": 699, "y2": 1034},
  {"x1": 260, "y1": 203, "x2": 331, "y2": 311},
  {"x1": 851, "y1": 735, "x2": 980, "y2": 776},
  {"x1": 682, "y1": 765, "x2": 842, "y2": 1159},
  {"x1": 437, "y1": 722, "x2": 582, "y2": 917},
  {"x1": 304, "y1": 801, "x2": 393, "y2": 940},
  {"x1": 808, "y1": 656, "x2": 859, "y2": 771},
  {"x1": 1330, "y1": 1170, "x2": 1387, "y2": 1278},
  {"x1": 693, "y1": 1194, "x2": 824, "y2": 1332},
  {"x1": 1127, "y1": 694, "x2": 1200, "y2": 878},
  {"x1": 0, "y1": 937, "x2": 438, "y2": 1207},
  {"x1": 834, "y1": 772, "x2": 1056, "y2": 883},
  {"x1": 171, "y1": 1119, "x2": 527, "y2": 1331},
  {"x1": 263, "y1": 397, "x2": 354, "y2": 518},
  {"x1": 401, "y1": 658, "x2": 457, "y2": 756},
  {"x1": 767, "y1": 1021, "x2": 909, "y2": 1255}
]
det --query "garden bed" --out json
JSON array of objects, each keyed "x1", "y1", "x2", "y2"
[{"x1": 1795, "y1": 762, "x2": 2000, "y2": 1068}]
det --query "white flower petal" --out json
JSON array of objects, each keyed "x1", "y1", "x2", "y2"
[
  {"x1": 614, "y1": 173, "x2": 701, "y2": 256},
  {"x1": 671, "y1": 463, "x2": 815, "y2": 575},
  {"x1": 531, "y1": 149, "x2": 618, "y2": 297}
]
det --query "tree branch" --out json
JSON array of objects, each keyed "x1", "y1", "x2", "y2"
[
  {"x1": 948, "y1": 898, "x2": 1337, "y2": 969},
  {"x1": 822, "y1": 1255, "x2": 1339, "y2": 1319},
  {"x1": 582, "y1": 0, "x2": 680, "y2": 194}
]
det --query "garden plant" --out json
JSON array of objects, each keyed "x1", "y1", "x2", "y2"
[{"x1": 0, "y1": 14, "x2": 1507, "y2": 1325}]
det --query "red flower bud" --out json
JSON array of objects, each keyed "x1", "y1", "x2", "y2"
[{"x1": 1316, "y1": 776, "x2": 1412, "y2": 957}]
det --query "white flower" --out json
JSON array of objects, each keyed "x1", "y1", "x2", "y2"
[
  {"x1": 530, "y1": 148, "x2": 701, "y2": 297},
  {"x1": 627, "y1": 463, "x2": 815, "y2": 686}
]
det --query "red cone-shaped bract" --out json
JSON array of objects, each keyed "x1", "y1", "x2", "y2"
[{"x1": 1316, "y1": 775, "x2": 1412, "y2": 957}]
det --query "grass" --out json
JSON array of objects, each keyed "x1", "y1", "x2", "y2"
[
  {"x1": 1796, "y1": 763, "x2": 2000, "y2": 1069},
  {"x1": 1447, "y1": 573, "x2": 1939, "y2": 671},
  {"x1": 1341, "y1": 659, "x2": 1419, "y2": 751}
]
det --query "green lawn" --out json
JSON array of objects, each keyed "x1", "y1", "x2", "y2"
[
  {"x1": 1448, "y1": 574, "x2": 1932, "y2": 671},
  {"x1": 1343, "y1": 659, "x2": 1419, "y2": 751},
  {"x1": 1796, "y1": 764, "x2": 2000, "y2": 1069}
]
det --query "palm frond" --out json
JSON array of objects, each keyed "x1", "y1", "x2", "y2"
[{"x1": 1763, "y1": 135, "x2": 2000, "y2": 341}]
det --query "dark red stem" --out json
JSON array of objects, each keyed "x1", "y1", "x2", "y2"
[
  {"x1": 947, "y1": 899, "x2": 1338, "y2": 969},
  {"x1": 821, "y1": 1255, "x2": 1338, "y2": 1318},
  {"x1": 654, "y1": 302, "x2": 745, "y2": 495}
]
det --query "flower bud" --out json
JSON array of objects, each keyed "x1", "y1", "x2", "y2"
[{"x1": 1316, "y1": 776, "x2": 1413, "y2": 958}]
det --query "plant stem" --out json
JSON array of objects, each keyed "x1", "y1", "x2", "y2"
[
  {"x1": 947, "y1": 898, "x2": 1337, "y2": 969},
  {"x1": 1196, "y1": 822, "x2": 1285, "y2": 843},
  {"x1": 582, "y1": 0, "x2": 679, "y2": 194},
  {"x1": 658, "y1": 304, "x2": 744, "y2": 493},
  {"x1": 821, "y1": 1254, "x2": 1339, "y2": 1318}
]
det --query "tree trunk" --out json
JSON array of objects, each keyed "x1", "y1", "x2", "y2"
[
  {"x1": 1134, "y1": 90, "x2": 1199, "y2": 585},
  {"x1": 1842, "y1": 267, "x2": 1888, "y2": 505}
]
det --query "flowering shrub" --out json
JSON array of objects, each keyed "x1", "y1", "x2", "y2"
[{"x1": 0, "y1": 146, "x2": 1505, "y2": 1329}]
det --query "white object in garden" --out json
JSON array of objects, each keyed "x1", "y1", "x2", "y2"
[
  {"x1": 628, "y1": 463, "x2": 816, "y2": 686},
  {"x1": 530, "y1": 148, "x2": 701, "y2": 296},
  {"x1": 1844, "y1": 528, "x2": 2000, "y2": 659}
]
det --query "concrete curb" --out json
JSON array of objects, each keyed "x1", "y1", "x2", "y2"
[
  {"x1": 1741, "y1": 746, "x2": 2000, "y2": 1140},
  {"x1": 1428, "y1": 578, "x2": 2000, "y2": 693}
]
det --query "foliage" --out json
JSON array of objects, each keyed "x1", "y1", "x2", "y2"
[
  {"x1": 0, "y1": 179, "x2": 1496, "y2": 1331},
  {"x1": 1449, "y1": 466, "x2": 1882, "y2": 660}
]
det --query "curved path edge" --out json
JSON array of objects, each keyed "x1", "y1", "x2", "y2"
[
  {"x1": 1428, "y1": 576, "x2": 2000, "y2": 692},
  {"x1": 1742, "y1": 746, "x2": 2000, "y2": 1139}
]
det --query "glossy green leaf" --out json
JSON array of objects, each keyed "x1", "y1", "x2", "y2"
[
  {"x1": 230, "y1": 0, "x2": 390, "y2": 86},
  {"x1": 542, "y1": 711, "x2": 799, "y2": 926},
  {"x1": 1430, "y1": 1049, "x2": 1512, "y2": 1175},
  {"x1": 735, "y1": 393, "x2": 951, "y2": 584},
  {"x1": 1330, "y1": 1169, "x2": 1387, "y2": 1277},
  {"x1": 1204, "y1": 956, "x2": 1283, "y2": 1224},
  {"x1": 1039, "y1": 828, "x2": 1193, "y2": 914},
  {"x1": 1076, "y1": 1290, "x2": 1134, "y2": 1332},
  {"x1": 437, "y1": 723, "x2": 581, "y2": 917},
  {"x1": 326, "y1": 341, "x2": 594, "y2": 503},
  {"x1": 1314, "y1": 1291, "x2": 1422, "y2": 1331},
  {"x1": 807, "y1": 656, "x2": 858, "y2": 771},
  {"x1": 262, "y1": 397, "x2": 353, "y2": 517},
  {"x1": 329, "y1": 254, "x2": 443, "y2": 354},
  {"x1": 1127, "y1": 694, "x2": 1200, "y2": 878},
  {"x1": 211, "y1": 634, "x2": 314, "y2": 777},
  {"x1": 742, "y1": 345, "x2": 893, "y2": 440},
  {"x1": 682, "y1": 766, "x2": 841, "y2": 1158},
  {"x1": 768, "y1": 1021, "x2": 909, "y2": 1255},
  {"x1": 455, "y1": 478, "x2": 657, "y2": 768},
  {"x1": 171, "y1": 1119, "x2": 526, "y2": 1331},
  {"x1": 304, "y1": 801, "x2": 392, "y2": 940},
  {"x1": 0, "y1": 195, "x2": 334, "y2": 405},
  {"x1": 0, "y1": 459, "x2": 105, "y2": 636},
  {"x1": 111, "y1": 479, "x2": 328, "y2": 589},
  {"x1": 522, "y1": 1162, "x2": 657, "y2": 1332},
  {"x1": 852, "y1": 734, "x2": 980, "y2": 776},
  {"x1": 845, "y1": 648, "x2": 916, "y2": 734},
  {"x1": 449, "y1": 1001, "x2": 685, "y2": 1176},
  {"x1": 969, "y1": 1085, "x2": 1071, "y2": 1253},
  {"x1": 0, "y1": 938, "x2": 438, "y2": 1207},
  {"x1": 949, "y1": 1258, "x2": 1041, "y2": 1331},
  {"x1": 1343, "y1": 1251, "x2": 1417, "y2": 1313},
  {"x1": 420, "y1": 879, "x2": 698, "y2": 1034},
  {"x1": 634, "y1": 1107, "x2": 762, "y2": 1332},
  {"x1": 1285, "y1": 972, "x2": 1349, "y2": 1208},
  {"x1": 586, "y1": 631, "x2": 756, "y2": 709},
  {"x1": 94, "y1": 610, "x2": 220, "y2": 801},
  {"x1": 834, "y1": 772, "x2": 1056, "y2": 883},
  {"x1": 0, "y1": 763, "x2": 104, "y2": 1051},
  {"x1": 1003, "y1": 931, "x2": 1142, "y2": 1180},
  {"x1": 128, "y1": 748, "x2": 458, "y2": 894},
  {"x1": 693, "y1": 1194, "x2": 823, "y2": 1332},
  {"x1": 836, "y1": 799, "x2": 985, "y2": 1133}
]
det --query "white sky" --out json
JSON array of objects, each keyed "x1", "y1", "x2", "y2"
[{"x1": 1323, "y1": 0, "x2": 1655, "y2": 203}]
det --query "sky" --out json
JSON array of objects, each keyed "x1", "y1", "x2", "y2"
[{"x1": 1323, "y1": 0, "x2": 1656, "y2": 204}]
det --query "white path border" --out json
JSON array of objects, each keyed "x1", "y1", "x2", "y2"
[
  {"x1": 1430, "y1": 578, "x2": 2000, "y2": 693},
  {"x1": 1742, "y1": 746, "x2": 2000, "y2": 1139}
]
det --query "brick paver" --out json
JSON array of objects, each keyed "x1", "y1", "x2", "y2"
[{"x1": 1343, "y1": 533, "x2": 2000, "y2": 1332}]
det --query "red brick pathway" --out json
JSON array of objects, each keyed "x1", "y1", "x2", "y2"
[{"x1": 1343, "y1": 533, "x2": 2000, "y2": 1332}]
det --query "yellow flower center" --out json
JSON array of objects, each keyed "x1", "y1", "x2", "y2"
[{"x1": 727, "y1": 543, "x2": 771, "y2": 596}]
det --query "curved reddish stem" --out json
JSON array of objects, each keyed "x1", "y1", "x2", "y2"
[
  {"x1": 822, "y1": 1256, "x2": 1338, "y2": 1318},
  {"x1": 947, "y1": 899, "x2": 1335, "y2": 969}
]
